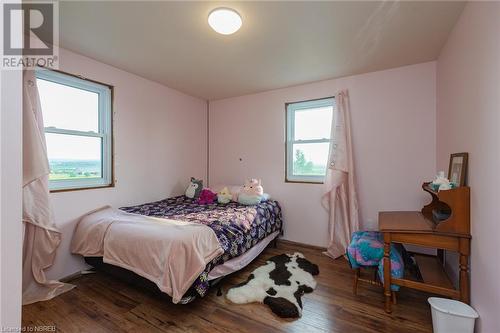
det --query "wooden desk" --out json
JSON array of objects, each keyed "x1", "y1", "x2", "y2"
[{"x1": 379, "y1": 184, "x2": 471, "y2": 313}]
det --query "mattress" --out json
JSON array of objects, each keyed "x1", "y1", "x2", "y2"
[{"x1": 207, "y1": 230, "x2": 280, "y2": 280}]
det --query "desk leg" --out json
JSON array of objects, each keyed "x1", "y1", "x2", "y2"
[
  {"x1": 459, "y1": 238, "x2": 470, "y2": 304},
  {"x1": 383, "y1": 233, "x2": 392, "y2": 313}
]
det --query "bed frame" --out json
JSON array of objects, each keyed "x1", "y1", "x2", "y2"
[{"x1": 84, "y1": 237, "x2": 278, "y2": 303}]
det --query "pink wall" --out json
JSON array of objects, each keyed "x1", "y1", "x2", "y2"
[
  {"x1": 46, "y1": 48, "x2": 208, "y2": 280},
  {"x1": 209, "y1": 62, "x2": 436, "y2": 247},
  {"x1": 436, "y1": 2, "x2": 500, "y2": 332}
]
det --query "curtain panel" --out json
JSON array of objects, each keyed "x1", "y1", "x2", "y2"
[
  {"x1": 321, "y1": 90, "x2": 360, "y2": 259},
  {"x1": 22, "y1": 70, "x2": 74, "y2": 305}
]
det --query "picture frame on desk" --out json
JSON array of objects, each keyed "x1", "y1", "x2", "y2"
[{"x1": 448, "y1": 152, "x2": 468, "y2": 187}]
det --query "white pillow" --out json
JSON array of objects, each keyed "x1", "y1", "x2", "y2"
[{"x1": 211, "y1": 184, "x2": 242, "y2": 194}]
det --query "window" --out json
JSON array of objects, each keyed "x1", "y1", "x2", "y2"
[
  {"x1": 286, "y1": 97, "x2": 335, "y2": 183},
  {"x1": 35, "y1": 68, "x2": 113, "y2": 191}
]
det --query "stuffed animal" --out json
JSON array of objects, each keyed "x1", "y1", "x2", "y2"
[
  {"x1": 238, "y1": 179, "x2": 265, "y2": 205},
  {"x1": 217, "y1": 187, "x2": 233, "y2": 204},
  {"x1": 431, "y1": 171, "x2": 454, "y2": 191},
  {"x1": 246, "y1": 179, "x2": 264, "y2": 196},
  {"x1": 185, "y1": 177, "x2": 203, "y2": 199},
  {"x1": 197, "y1": 188, "x2": 217, "y2": 205},
  {"x1": 235, "y1": 179, "x2": 263, "y2": 198}
]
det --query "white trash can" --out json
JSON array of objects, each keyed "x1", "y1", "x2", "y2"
[{"x1": 428, "y1": 297, "x2": 479, "y2": 333}]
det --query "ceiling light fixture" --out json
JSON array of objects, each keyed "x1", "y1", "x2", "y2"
[{"x1": 208, "y1": 8, "x2": 242, "y2": 35}]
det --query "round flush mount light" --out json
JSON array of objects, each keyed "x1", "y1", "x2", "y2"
[{"x1": 208, "y1": 8, "x2": 242, "y2": 35}]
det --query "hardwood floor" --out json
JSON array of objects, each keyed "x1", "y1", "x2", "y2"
[{"x1": 22, "y1": 241, "x2": 433, "y2": 332}]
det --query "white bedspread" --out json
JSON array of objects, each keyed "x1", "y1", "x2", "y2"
[{"x1": 71, "y1": 206, "x2": 224, "y2": 303}]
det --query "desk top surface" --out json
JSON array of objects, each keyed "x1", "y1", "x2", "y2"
[{"x1": 378, "y1": 211, "x2": 435, "y2": 233}]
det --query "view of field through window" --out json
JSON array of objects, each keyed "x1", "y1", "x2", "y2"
[
  {"x1": 48, "y1": 159, "x2": 101, "y2": 180},
  {"x1": 292, "y1": 144, "x2": 329, "y2": 176}
]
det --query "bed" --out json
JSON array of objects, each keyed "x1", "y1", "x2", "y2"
[{"x1": 71, "y1": 195, "x2": 283, "y2": 303}]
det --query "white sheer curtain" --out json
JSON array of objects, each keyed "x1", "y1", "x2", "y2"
[
  {"x1": 22, "y1": 70, "x2": 74, "y2": 304},
  {"x1": 321, "y1": 90, "x2": 360, "y2": 259}
]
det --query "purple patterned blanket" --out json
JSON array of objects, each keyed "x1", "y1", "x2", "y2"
[{"x1": 120, "y1": 195, "x2": 283, "y2": 299}]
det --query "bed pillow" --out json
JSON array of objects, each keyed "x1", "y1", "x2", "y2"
[
  {"x1": 185, "y1": 177, "x2": 203, "y2": 199},
  {"x1": 211, "y1": 184, "x2": 241, "y2": 193}
]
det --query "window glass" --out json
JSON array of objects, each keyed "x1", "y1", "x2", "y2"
[
  {"x1": 37, "y1": 78, "x2": 99, "y2": 132},
  {"x1": 292, "y1": 142, "x2": 330, "y2": 177},
  {"x1": 45, "y1": 133, "x2": 102, "y2": 181},
  {"x1": 294, "y1": 106, "x2": 333, "y2": 141},
  {"x1": 286, "y1": 97, "x2": 335, "y2": 183},
  {"x1": 36, "y1": 68, "x2": 112, "y2": 191}
]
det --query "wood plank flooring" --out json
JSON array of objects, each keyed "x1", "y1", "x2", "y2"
[{"x1": 22, "y1": 241, "x2": 434, "y2": 332}]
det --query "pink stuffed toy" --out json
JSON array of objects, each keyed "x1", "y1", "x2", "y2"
[
  {"x1": 197, "y1": 188, "x2": 217, "y2": 205},
  {"x1": 241, "y1": 179, "x2": 264, "y2": 196},
  {"x1": 238, "y1": 179, "x2": 265, "y2": 205}
]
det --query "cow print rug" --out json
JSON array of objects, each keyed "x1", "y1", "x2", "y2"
[{"x1": 226, "y1": 252, "x2": 319, "y2": 318}]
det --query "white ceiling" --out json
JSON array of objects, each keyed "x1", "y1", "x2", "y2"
[{"x1": 59, "y1": 1, "x2": 465, "y2": 100}]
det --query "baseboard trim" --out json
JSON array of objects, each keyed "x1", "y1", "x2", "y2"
[
  {"x1": 60, "y1": 270, "x2": 94, "y2": 283},
  {"x1": 277, "y1": 239, "x2": 327, "y2": 252}
]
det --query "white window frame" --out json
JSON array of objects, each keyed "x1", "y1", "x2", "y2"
[
  {"x1": 35, "y1": 68, "x2": 113, "y2": 191},
  {"x1": 286, "y1": 97, "x2": 335, "y2": 183}
]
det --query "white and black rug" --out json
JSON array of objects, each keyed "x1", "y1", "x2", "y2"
[{"x1": 226, "y1": 252, "x2": 319, "y2": 318}]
